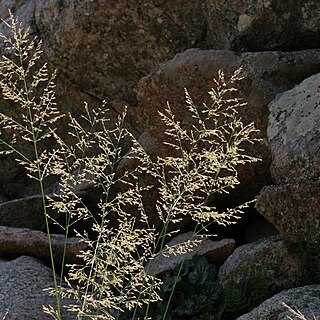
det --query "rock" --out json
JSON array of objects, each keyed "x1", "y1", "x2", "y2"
[
  {"x1": 236, "y1": 285, "x2": 320, "y2": 320},
  {"x1": 0, "y1": 66, "x2": 120, "y2": 201},
  {"x1": 257, "y1": 183, "x2": 320, "y2": 243},
  {"x1": 0, "y1": 226, "x2": 84, "y2": 265},
  {"x1": 0, "y1": 3, "x2": 124, "y2": 201},
  {"x1": 35, "y1": 0, "x2": 208, "y2": 113},
  {"x1": 0, "y1": 256, "x2": 75, "y2": 319},
  {"x1": 205, "y1": 0, "x2": 320, "y2": 51},
  {"x1": 147, "y1": 232, "x2": 235, "y2": 276},
  {"x1": 0, "y1": 0, "x2": 37, "y2": 42},
  {"x1": 266, "y1": 73, "x2": 320, "y2": 183},
  {"x1": 219, "y1": 236, "x2": 304, "y2": 300},
  {"x1": 0, "y1": 195, "x2": 50, "y2": 230},
  {"x1": 134, "y1": 48, "x2": 320, "y2": 206},
  {"x1": 256, "y1": 73, "x2": 320, "y2": 242}
]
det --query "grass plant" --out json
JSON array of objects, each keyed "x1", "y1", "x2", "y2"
[{"x1": 0, "y1": 13, "x2": 259, "y2": 319}]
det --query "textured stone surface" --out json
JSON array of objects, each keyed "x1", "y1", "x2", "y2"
[
  {"x1": 147, "y1": 232, "x2": 235, "y2": 276},
  {"x1": 267, "y1": 73, "x2": 320, "y2": 182},
  {"x1": 0, "y1": 195, "x2": 50, "y2": 230},
  {"x1": 236, "y1": 285, "x2": 320, "y2": 320},
  {"x1": 256, "y1": 73, "x2": 320, "y2": 242},
  {"x1": 219, "y1": 236, "x2": 304, "y2": 296},
  {"x1": 0, "y1": 0, "x2": 37, "y2": 42},
  {"x1": 0, "y1": 256, "x2": 75, "y2": 319},
  {"x1": 0, "y1": 226, "x2": 84, "y2": 265},
  {"x1": 135, "y1": 48, "x2": 320, "y2": 206},
  {"x1": 205, "y1": 0, "x2": 320, "y2": 51},
  {"x1": 35, "y1": 0, "x2": 208, "y2": 113},
  {"x1": 257, "y1": 183, "x2": 320, "y2": 243},
  {"x1": 0, "y1": 3, "x2": 126, "y2": 200}
]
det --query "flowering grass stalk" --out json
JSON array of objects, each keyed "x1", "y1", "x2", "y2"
[{"x1": 0, "y1": 13, "x2": 259, "y2": 320}]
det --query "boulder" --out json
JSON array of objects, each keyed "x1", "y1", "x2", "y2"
[
  {"x1": 134, "y1": 48, "x2": 320, "y2": 206},
  {"x1": 219, "y1": 236, "x2": 305, "y2": 300},
  {"x1": 256, "y1": 73, "x2": 320, "y2": 242},
  {"x1": 0, "y1": 4, "x2": 124, "y2": 200},
  {"x1": 257, "y1": 183, "x2": 320, "y2": 243},
  {"x1": 147, "y1": 232, "x2": 235, "y2": 276},
  {"x1": 0, "y1": 226, "x2": 84, "y2": 265},
  {"x1": 265, "y1": 73, "x2": 320, "y2": 183},
  {"x1": 35, "y1": 0, "x2": 208, "y2": 112},
  {"x1": 236, "y1": 285, "x2": 320, "y2": 320},
  {"x1": 0, "y1": 195, "x2": 51, "y2": 230},
  {"x1": 0, "y1": 256, "x2": 75, "y2": 319},
  {"x1": 205, "y1": 0, "x2": 320, "y2": 51}
]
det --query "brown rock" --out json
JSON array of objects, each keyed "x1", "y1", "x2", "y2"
[
  {"x1": 35, "y1": 0, "x2": 208, "y2": 114},
  {"x1": 0, "y1": 3, "x2": 124, "y2": 200},
  {"x1": 219, "y1": 236, "x2": 304, "y2": 297},
  {"x1": 256, "y1": 73, "x2": 320, "y2": 242},
  {"x1": 0, "y1": 225, "x2": 84, "y2": 265},
  {"x1": 205, "y1": 0, "x2": 320, "y2": 51},
  {"x1": 147, "y1": 232, "x2": 235, "y2": 276},
  {"x1": 0, "y1": 70, "x2": 120, "y2": 201},
  {"x1": 135, "y1": 48, "x2": 320, "y2": 206},
  {"x1": 257, "y1": 183, "x2": 320, "y2": 243}
]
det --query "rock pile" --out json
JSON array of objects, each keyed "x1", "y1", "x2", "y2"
[{"x1": 0, "y1": 0, "x2": 319, "y2": 319}]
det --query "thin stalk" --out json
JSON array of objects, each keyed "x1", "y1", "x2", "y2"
[
  {"x1": 162, "y1": 260, "x2": 184, "y2": 320},
  {"x1": 19, "y1": 47, "x2": 62, "y2": 318},
  {"x1": 161, "y1": 223, "x2": 199, "y2": 320}
]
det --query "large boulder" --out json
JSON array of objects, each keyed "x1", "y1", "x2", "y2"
[
  {"x1": 256, "y1": 73, "x2": 320, "y2": 242},
  {"x1": 236, "y1": 285, "x2": 320, "y2": 320},
  {"x1": 205, "y1": 0, "x2": 320, "y2": 51},
  {"x1": 134, "y1": 48, "x2": 320, "y2": 206},
  {"x1": 219, "y1": 236, "x2": 305, "y2": 302},
  {"x1": 0, "y1": 256, "x2": 74, "y2": 319},
  {"x1": 35, "y1": 0, "x2": 208, "y2": 112}
]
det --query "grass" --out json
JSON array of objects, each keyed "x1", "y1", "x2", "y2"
[{"x1": 0, "y1": 12, "x2": 259, "y2": 320}]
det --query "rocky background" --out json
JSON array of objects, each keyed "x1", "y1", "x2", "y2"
[{"x1": 0, "y1": 0, "x2": 320, "y2": 319}]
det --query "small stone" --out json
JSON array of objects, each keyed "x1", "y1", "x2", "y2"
[{"x1": 237, "y1": 14, "x2": 252, "y2": 32}]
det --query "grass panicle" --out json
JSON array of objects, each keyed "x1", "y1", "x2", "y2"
[{"x1": 0, "y1": 13, "x2": 259, "y2": 320}]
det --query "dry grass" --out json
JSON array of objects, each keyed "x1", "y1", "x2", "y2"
[{"x1": 0, "y1": 12, "x2": 259, "y2": 320}]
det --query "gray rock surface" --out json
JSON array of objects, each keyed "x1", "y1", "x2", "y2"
[
  {"x1": 147, "y1": 232, "x2": 235, "y2": 276},
  {"x1": 237, "y1": 285, "x2": 320, "y2": 320},
  {"x1": 134, "y1": 48, "x2": 320, "y2": 207},
  {"x1": 256, "y1": 73, "x2": 320, "y2": 242},
  {"x1": 219, "y1": 236, "x2": 304, "y2": 298},
  {"x1": 0, "y1": 256, "x2": 74, "y2": 319}
]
